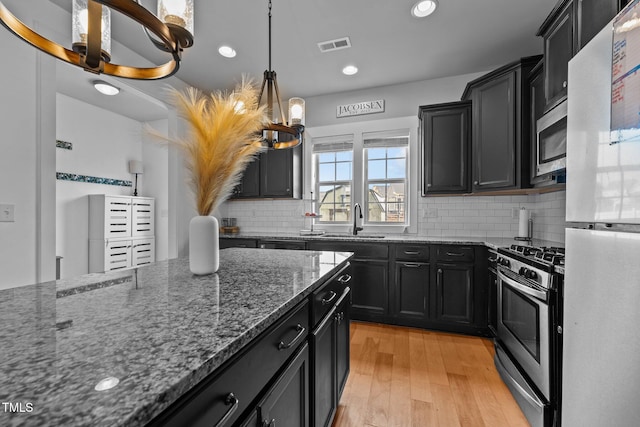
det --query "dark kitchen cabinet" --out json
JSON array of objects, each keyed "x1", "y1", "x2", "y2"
[
  {"x1": 576, "y1": 0, "x2": 624, "y2": 50},
  {"x1": 539, "y1": 0, "x2": 574, "y2": 112},
  {"x1": 392, "y1": 244, "x2": 431, "y2": 327},
  {"x1": 311, "y1": 287, "x2": 351, "y2": 427},
  {"x1": 231, "y1": 141, "x2": 302, "y2": 199},
  {"x1": 219, "y1": 238, "x2": 258, "y2": 249},
  {"x1": 462, "y1": 56, "x2": 540, "y2": 192},
  {"x1": 536, "y1": 0, "x2": 627, "y2": 113},
  {"x1": 307, "y1": 241, "x2": 389, "y2": 322},
  {"x1": 419, "y1": 101, "x2": 471, "y2": 194},
  {"x1": 430, "y1": 245, "x2": 489, "y2": 336},
  {"x1": 253, "y1": 343, "x2": 310, "y2": 427}
]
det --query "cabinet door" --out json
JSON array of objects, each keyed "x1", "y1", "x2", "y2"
[
  {"x1": 105, "y1": 240, "x2": 132, "y2": 271},
  {"x1": 543, "y1": 1, "x2": 573, "y2": 111},
  {"x1": 234, "y1": 158, "x2": 260, "y2": 198},
  {"x1": 131, "y1": 198, "x2": 154, "y2": 237},
  {"x1": 472, "y1": 72, "x2": 516, "y2": 191},
  {"x1": 576, "y1": 0, "x2": 621, "y2": 51},
  {"x1": 336, "y1": 290, "x2": 350, "y2": 398},
  {"x1": 394, "y1": 262, "x2": 430, "y2": 321},
  {"x1": 350, "y1": 259, "x2": 388, "y2": 318},
  {"x1": 312, "y1": 309, "x2": 337, "y2": 427},
  {"x1": 104, "y1": 196, "x2": 132, "y2": 238},
  {"x1": 132, "y1": 238, "x2": 155, "y2": 267},
  {"x1": 261, "y1": 149, "x2": 294, "y2": 197},
  {"x1": 421, "y1": 102, "x2": 470, "y2": 194},
  {"x1": 434, "y1": 263, "x2": 474, "y2": 324},
  {"x1": 258, "y1": 343, "x2": 310, "y2": 427},
  {"x1": 529, "y1": 62, "x2": 546, "y2": 184}
]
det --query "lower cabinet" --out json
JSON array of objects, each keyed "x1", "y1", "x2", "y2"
[
  {"x1": 89, "y1": 237, "x2": 156, "y2": 272},
  {"x1": 434, "y1": 262, "x2": 474, "y2": 324},
  {"x1": 311, "y1": 287, "x2": 351, "y2": 427},
  {"x1": 350, "y1": 260, "x2": 388, "y2": 319},
  {"x1": 247, "y1": 343, "x2": 310, "y2": 427},
  {"x1": 219, "y1": 238, "x2": 258, "y2": 249},
  {"x1": 394, "y1": 261, "x2": 430, "y2": 324}
]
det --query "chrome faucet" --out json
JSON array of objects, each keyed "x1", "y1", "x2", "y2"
[{"x1": 352, "y1": 203, "x2": 363, "y2": 235}]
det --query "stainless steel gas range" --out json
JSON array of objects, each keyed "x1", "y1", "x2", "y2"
[{"x1": 494, "y1": 244, "x2": 564, "y2": 427}]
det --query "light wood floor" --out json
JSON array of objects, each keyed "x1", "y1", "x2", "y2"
[{"x1": 332, "y1": 322, "x2": 529, "y2": 427}]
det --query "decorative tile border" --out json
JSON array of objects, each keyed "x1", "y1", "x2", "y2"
[
  {"x1": 56, "y1": 172, "x2": 132, "y2": 187},
  {"x1": 56, "y1": 139, "x2": 73, "y2": 150}
]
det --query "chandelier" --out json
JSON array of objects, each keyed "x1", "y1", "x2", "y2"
[
  {"x1": 0, "y1": 0, "x2": 194, "y2": 80},
  {"x1": 258, "y1": 0, "x2": 305, "y2": 149}
]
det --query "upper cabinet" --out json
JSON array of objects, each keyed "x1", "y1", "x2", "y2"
[
  {"x1": 419, "y1": 101, "x2": 471, "y2": 195},
  {"x1": 537, "y1": 0, "x2": 629, "y2": 113},
  {"x1": 462, "y1": 56, "x2": 541, "y2": 192},
  {"x1": 231, "y1": 135, "x2": 302, "y2": 199}
]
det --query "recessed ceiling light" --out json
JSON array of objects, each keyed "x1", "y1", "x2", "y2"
[
  {"x1": 342, "y1": 65, "x2": 358, "y2": 76},
  {"x1": 93, "y1": 80, "x2": 120, "y2": 96},
  {"x1": 218, "y1": 45, "x2": 237, "y2": 58},
  {"x1": 411, "y1": 0, "x2": 438, "y2": 18}
]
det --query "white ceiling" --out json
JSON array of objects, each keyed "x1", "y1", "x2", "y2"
[{"x1": 50, "y1": 0, "x2": 559, "y2": 121}]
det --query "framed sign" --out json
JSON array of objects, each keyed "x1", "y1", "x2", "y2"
[{"x1": 337, "y1": 99, "x2": 385, "y2": 118}]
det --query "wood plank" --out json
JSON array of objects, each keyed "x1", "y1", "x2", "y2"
[
  {"x1": 447, "y1": 372, "x2": 486, "y2": 427},
  {"x1": 437, "y1": 334, "x2": 466, "y2": 376},
  {"x1": 423, "y1": 330, "x2": 450, "y2": 387},
  {"x1": 411, "y1": 399, "x2": 437, "y2": 426},
  {"x1": 431, "y1": 383, "x2": 463, "y2": 427},
  {"x1": 363, "y1": 352, "x2": 393, "y2": 426},
  {"x1": 388, "y1": 329, "x2": 412, "y2": 427},
  {"x1": 408, "y1": 329, "x2": 433, "y2": 402}
]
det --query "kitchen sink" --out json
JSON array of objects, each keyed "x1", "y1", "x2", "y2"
[{"x1": 321, "y1": 234, "x2": 385, "y2": 239}]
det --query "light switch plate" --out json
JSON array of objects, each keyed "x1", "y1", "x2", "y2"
[{"x1": 0, "y1": 204, "x2": 15, "y2": 222}]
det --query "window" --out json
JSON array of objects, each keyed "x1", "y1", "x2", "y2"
[
  {"x1": 313, "y1": 135, "x2": 354, "y2": 223},
  {"x1": 311, "y1": 128, "x2": 409, "y2": 226},
  {"x1": 364, "y1": 134, "x2": 408, "y2": 223}
]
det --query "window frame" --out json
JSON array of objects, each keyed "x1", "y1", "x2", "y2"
[{"x1": 304, "y1": 116, "x2": 418, "y2": 234}]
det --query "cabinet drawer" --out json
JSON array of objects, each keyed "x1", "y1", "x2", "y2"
[
  {"x1": 394, "y1": 244, "x2": 429, "y2": 261},
  {"x1": 155, "y1": 301, "x2": 310, "y2": 427},
  {"x1": 311, "y1": 263, "x2": 352, "y2": 328},
  {"x1": 308, "y1": 241, "x2": 388, "y2": 259},
  {"x1": 435, "y1": 245, "x2": 475, "y2": 262}
]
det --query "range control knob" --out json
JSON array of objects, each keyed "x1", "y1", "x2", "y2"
[
  {"x1": 498, "y1": 257, "x2": 510, "y2": 268},
  {"x1": 525, "y1": 270, "x2": 538, "y2": 280},
  {"x1": 519, "y1": 267, "x2": 528, "y2": 276}
]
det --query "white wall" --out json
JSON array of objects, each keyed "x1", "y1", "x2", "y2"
[{"x1": 55, "y1": 94, "x2": 144, "y2": 279}]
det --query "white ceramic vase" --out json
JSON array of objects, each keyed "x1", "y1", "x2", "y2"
[{"x1": 189, "y1": 215, "x2": 219, "y2": 275}]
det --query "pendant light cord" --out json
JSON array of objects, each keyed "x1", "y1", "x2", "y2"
[{"x1": 268, "y1": 0, "x2": 272, "y2": 71}]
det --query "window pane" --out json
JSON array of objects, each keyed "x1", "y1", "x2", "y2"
[
  {"x1": 319, "y1": 185, "x2": 334, "y2": 203},
  {"x1": 319, "y1": 185, "x2": 351, "y2": 222},
  {"x1": 336, "y1": 162, "x2": 352, "y2": 180},
  {"x1": 387, "y1": 183, "x2": 405, "y2": 201},
  {"x1": 336, "y1": 151, "x2": 352, "y2": 162},
  {"x1": 367, "y1": 147, "x2": 386, "y2": 160},
  {"x1": 318, "y1": 163, "x2": 335, "y2": 182},
  {"x1": 386, "y1": 203, "x2": 405, "y2": 222},
  {"x1": 387, "y1": 158, "x2": 406, "y2": 179},
  {"x1": 318, "y1": 152, "x2": 335, "y2": 163},
  {"x1": 368, "y1": 159, "x2": 386, "y2": 179},
  {"x1": 387, "y1": 147, "x2": 406, "y2": 158},
  {"x1": 368, "y1": 202, "x2": 385, "y2": 222}
]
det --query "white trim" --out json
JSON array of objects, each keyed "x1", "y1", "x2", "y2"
[{"x1": 304, "y1": 116, "x2": 419, "y2": 234}]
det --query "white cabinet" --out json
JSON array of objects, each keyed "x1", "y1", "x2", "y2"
[{"x1": 89, "y1": 195, "x2": 156, "y2": 272}]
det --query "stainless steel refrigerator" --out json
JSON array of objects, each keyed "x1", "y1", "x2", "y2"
[{"x1": 563, "y1": 2, "x2": 640, "y2": 426}]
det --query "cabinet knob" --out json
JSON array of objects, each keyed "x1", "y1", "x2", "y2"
[
  {"x1": 426, "y1": 183, "x2": 432, "y2": 187},
  {"x1": 474, "y1": 180, "x2": 479, "y2": 185},
  {"x1": 562, "y1": 81, "x2": 567, "y2": 88}
]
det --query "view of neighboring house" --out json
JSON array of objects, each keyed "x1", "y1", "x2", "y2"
[{"x1": 318, "y1": 183, "x2": 405, "y2": 222}]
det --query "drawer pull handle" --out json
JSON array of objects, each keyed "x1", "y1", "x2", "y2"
[
  {"x1": 278, "y1": 324, "x2": 306, "y2": 350},
  {"x1": 404, "y1": 251, "x2": 420, "y2": 255},
  {"x1": 403, "y1": 263, "x2": 421, "y2": 268},
  {"x1": 445, "y1": 252, "x2": 465, "y2": 257},
  {"x1": 337, "y1": 274, "x2": 352, "y2": 284},
  {"x1": 214, "y1": 393, "x2": 239, "y2": 427},
  {"x1": 322, "y1": 291, "x2": 338, "y2": 305}
]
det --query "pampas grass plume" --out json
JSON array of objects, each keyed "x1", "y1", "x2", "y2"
[{"x1": 158, "y1": 79, "x2": 269, "y2": 216}]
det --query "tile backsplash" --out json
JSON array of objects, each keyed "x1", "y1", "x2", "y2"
[{"x1": 221, "y1": 191, "x2": 567, "y2": 243}]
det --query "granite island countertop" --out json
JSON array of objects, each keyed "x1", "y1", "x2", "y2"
[{"x1": 0, "y1": 248, "x2": 353, "y2": 427}]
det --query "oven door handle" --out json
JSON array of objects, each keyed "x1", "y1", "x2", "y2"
[{"x1": 498, "y1": 268, "x2": 548, "y2": 302}]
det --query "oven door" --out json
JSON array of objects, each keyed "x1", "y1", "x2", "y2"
[{"x1": 497, "y1": 267, "x2": 550, "y2": 400}]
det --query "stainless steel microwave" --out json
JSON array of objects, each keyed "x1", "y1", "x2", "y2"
[{"x1": 535, "y1": 100, "x2": 567, "y2": 178}]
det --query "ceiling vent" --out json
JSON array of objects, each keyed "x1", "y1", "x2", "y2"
[{"x1": 317, "y1": 37, "x2": 351, "y2": 53}]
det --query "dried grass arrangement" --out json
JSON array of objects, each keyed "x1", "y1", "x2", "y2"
[{"x1": 160, "y1": 79, "x2": 269, "y2": 215}]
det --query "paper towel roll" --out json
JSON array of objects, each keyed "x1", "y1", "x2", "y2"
[{"x1": 518, "y1": 208, "x2": 529, "y2": 238}]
